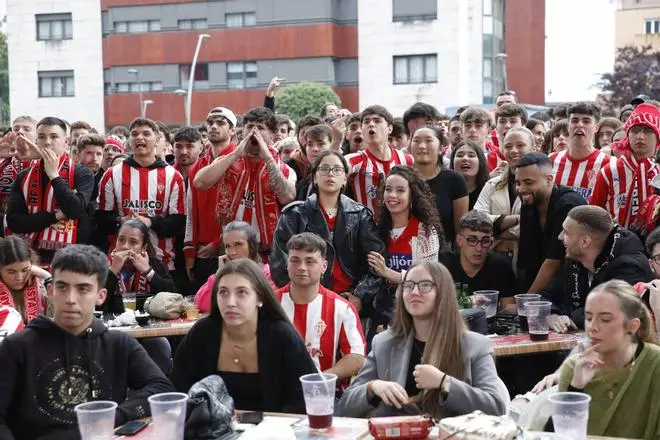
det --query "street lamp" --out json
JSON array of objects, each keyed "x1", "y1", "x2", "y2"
[
  {"x1": 127, "y1": 68, "x2": 145, "y2": 117},
  {"x1": 186, "y1": 33, "x2": 211, "y2": 126},
  {"x1": 174, "y1": 89, "x2": 188, "y2": 126},
  {"x1": 142, "y1": 99, "x2": 154, "y2": 118},
  {"x1": 495, "y1": 53, "x2": 508, "y2": 93}
]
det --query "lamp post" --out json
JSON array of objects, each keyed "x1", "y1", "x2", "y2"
[
  {"x1": 174, "y1": 89, "x2": 188, "y2": 126},
  {"x1": 186, "y1": 33, "x2": 211, "y2": 126},
  {"x1": 127, "y1": 68, "x2": 145, "y2": 117},
  {"x1": 142, "y1": 99, "x2": 154, "y2": 118},
  {"x1": 495, "y1": 53, "x2": 508, "y2": 93}
]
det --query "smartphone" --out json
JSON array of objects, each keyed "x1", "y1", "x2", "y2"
[
  {"x1": 115, "y1": 420, "x2": 149, "y2": 436},
  {"x1": 239, "y1": 411, "x2": 264, "y2": 424}
]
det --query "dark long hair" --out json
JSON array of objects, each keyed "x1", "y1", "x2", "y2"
[
  {"x1": 222, "y1": 221, "x2": 260, "y2": 262},
  {"x1": 118, "y1": 219, "x2": 155, "y2": 258},
  {"x1": 210, "y1": 259, "x2": 291, "y2": 325},
  {"x1": 410, "y1": 125, "x2": 447, "y2": 169},
  {"x1": 376, "y1": 166, "x2": 445, "y2": 247},
  {"x1": 0, "y1": 236, "x2": 33, "y2": 267},
  {"x1": 310, "y1": 150, "x2": 349, "y2": 195},
  {"x1": 449, "y1": 140, "x2": 489, "y2": 190}
]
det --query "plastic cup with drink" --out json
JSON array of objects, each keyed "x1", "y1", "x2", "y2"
[
  {"x1": 549, "y1": 391, "x2": 591, "y2": 440},
  {"x1": 148, "y1": 392, "x2": 189, "y2": 440},
  {"x1": 184, "y1": 295, "x2": 200, "y2": 320},
  {"x1": 300, "y1": 373, "x2": 337, "y2": 431},
  {"x1": 122, "y1": 292, "x2": 136, "y2": 311},
  {"x1": 515, "y1": 293, "x2": 541, "y2": 332},
  {"x1": 75, "y1": 400, "x2": 117, "y2": 440},
  {"x1": 471, "y1": 290, "x2": 499, "y2": 318},
  {"x1": 526, "y1": 300, "x2": 552, "y2": 341}
]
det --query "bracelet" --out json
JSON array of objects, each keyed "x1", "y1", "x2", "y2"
[
  {"x1": 145, "y1": 268, "x2": 155, "y2": 281},
  {"x1": 439, "y1": 372, "x2": 449, "y2": 395}
]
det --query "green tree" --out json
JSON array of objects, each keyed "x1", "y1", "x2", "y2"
[
  {"x1": 597, "y1": 44, "x2": 660, "y2": 108},
  {"x1": 275, "y1": 81, "x2": 341, "y2": 123},
  {"x1": 0, "y1": 33, "x2": 8, "y2": 125}
]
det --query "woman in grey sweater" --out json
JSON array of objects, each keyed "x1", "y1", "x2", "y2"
[{"x1": 337, "y1": 260, "x2": 509, "y2": 419}]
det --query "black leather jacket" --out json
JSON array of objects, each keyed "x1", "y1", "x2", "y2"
[{"x1": 270, "y1": 194, "x2": 386, "y2": 316}]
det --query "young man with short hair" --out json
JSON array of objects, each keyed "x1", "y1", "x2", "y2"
[
  {"x1": 7, "y1": 117, "x2": 95, "y2": 262},
  {"x1": 590, "y1": 103, "x2": 660, "y2": 228},
  {"x1": 495, "y1": 90, "x2": 517, "y2": 108},
  {"x1": 183, "y1": 108, "x2": 237, "y2": 289},
  {"x1": 193, "y1": 107, "x2": 296, "y2": 260},
  {"x1": 515, "y1": 152, "x2": 587, "y2": 293},
  {"x1": 286, "y1": 115, "x2": 325, "y2": 182},
  {"x1": 343, "y1": 112, "x2": 363, "y2": 154},
  {"x1": 460, "y1": 107, "x2": 495, "y2": 153},
  {"x1": 550, "y1": 102, "x2": 613, "y2": 200},
  {"x1": 447, "y1": 115, "x2": 463, "y2": 148},
  {"x1": 275, "y1": 233, "x2": 365, "y2": 380},
  {"x1": 97, "y1": 118, "x2": 186, "y2": 271},
  {"x1": 542, "y1": 205, "x2": 651, "y2": 331},
  {"x1": 389, "y1": 118, "x2": 408, "y2": 150},
  {"x1": 172, "y1": 127, "x2": 202, "y2": 183},
  {"x1": 402, "y1": 102, "x2": 441, "y2": 137},
  {"x1": 0, "y1": 245, "x2": 173, "y2": 440},
  {"x1": 488, "y1": 103, "x2": 528, "y2": 172},
  {"x1": 439, "y1": 211, "x2": 518, "y2": 312},
  {"x1": 346, "y1": 105, "x2": 414, "y2": 218},
  {"x1": 295, "y1": 124, "x2": 333, "y2": 201},
  {"x1": 69, "y1": 121, "x2": 96, "y2": 157},
  {"x1": 274, "y1": 115, "x2": 293, "y2": 144}
]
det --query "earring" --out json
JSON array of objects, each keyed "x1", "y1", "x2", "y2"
[{"x1": 258, "y1": 302, "x2": 263, "y2": 308}]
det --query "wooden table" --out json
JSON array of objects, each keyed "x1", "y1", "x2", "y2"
[
  {"x1": 108, "y1": 317, "x2": 196, "y2": 338},
  {"x1": 491, "y1": 331, "x2": 585, "y2": 357}
]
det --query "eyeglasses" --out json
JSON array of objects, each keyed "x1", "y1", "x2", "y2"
[
  {"x1": 317, "y1": 166, "x2": 346, "y2": 176},
  {"x1": 461, "y1": 235, "x2": 494, "y2": 248},
  {"x1": 401, "y1": 280, "x2": 436, "y2": 294},
  {"x1": 651, "y1": 254, "x2": 660, "y2": 265}
]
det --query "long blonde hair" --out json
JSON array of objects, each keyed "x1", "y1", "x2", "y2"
[
  {"x1": 391, "y1": 260, "x2": 465, "y2": 414},
  {"x1": 495, "y1": 127, "x2": 534, "y2": 191},
  {"x1": 590, "y1": 280, "x2": 658, "y2": 345}
]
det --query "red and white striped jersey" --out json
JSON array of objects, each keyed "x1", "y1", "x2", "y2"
[
  {"x1": 550, "y1": 149, "x2": 613, "y2": 201},
  {"x1": 276, "y1": 284, "x2": 365, "y2": 372},
  {"x1": 590, "y1": 154, "x2": 660, "y2": 228},
  {"x1": 346, "y1": 147, "x2": 414, "y2": 217},
  {"x1": 97, "y1": 161, "x2": 186, "y2": 270},
  {"x1": 0, "y1": 306, "x2": 24, "y2": 335}
]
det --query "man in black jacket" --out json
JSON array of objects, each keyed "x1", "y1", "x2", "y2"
[
  {"x1": 541, "y1": 205, "x2": 653, "y2": 332},
  {"x1": 6, "y1": 117, "x2": 94, "y2": 263},
  {"x1": 0, "y1": 245, "x2": 173, "y2": 440}
]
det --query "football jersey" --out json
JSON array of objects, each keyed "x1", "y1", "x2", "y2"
[{"x1": 550, "y1": 149, "x2": 613, "y2": 201}]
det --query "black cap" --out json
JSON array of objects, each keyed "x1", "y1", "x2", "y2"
[{"x1": 631, "y1": 94, "x2": 651, "y2": 106}]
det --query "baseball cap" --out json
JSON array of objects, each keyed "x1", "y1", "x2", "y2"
[
  {"x1": 631, "y1": 94, "x2": 651, "y2": 106},
  {"x1": 206, "y1": 107, "x2": 237, "y2": 127},
  {"x1": 104, "y1": 135, "x2": 125, "y2": 152}
]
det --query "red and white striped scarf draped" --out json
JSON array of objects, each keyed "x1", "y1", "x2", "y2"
[
  {"x1": 620, "y1": 150, "x2": 660, "y2": 228},
  {"x1": 0, "y1": 278, "x2": 43, "y2": 324},
  {"x1": 22, "y1": 155, "x2": 78, "y2": 250}
]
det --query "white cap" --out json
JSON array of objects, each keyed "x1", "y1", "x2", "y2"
[{"x1": 206, "y1": 107, "x2": 237, "y2": 127}]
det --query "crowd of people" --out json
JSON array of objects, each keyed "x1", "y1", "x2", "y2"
[{"x1": 0, "y1": 78, "x2": 660, "y2": 439}]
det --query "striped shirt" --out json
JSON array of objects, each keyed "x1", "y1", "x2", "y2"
[
  {"x1": 276, "y1": 285, "x2": 365, "y2": 372},
  {"x1": 346, "y1": 147, "x2": 414, "y2": 217},
  {"x1": 97, "y1": 161, "x2": 186, "y2": 270},
  {"x1": 590, "y1": 154, "x2": 660, "y2": 228},
  {"x1": 550, "y1": 149, "x2": 613, "y2": 201}
]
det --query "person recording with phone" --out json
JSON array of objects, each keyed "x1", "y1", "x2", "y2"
[{"x1": 193, "y1": 107, "x2": 296, "y2": 262}]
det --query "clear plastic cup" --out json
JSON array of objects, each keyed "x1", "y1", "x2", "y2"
[
  {"x1": 74, "y1": 400, "x2": 118, "y2": 440},
  {"x1": 514, "y1": 293, "x2": 541, "y2": 332},
  {"x1": 526, "y1": 300, "x2": 552, "y2": 341},
  {"x1": 300, "y1": 373, "x2": 337, "y2": 431},
  {"x1": 549, "y1": 391, "x2": 592, "y2": 440},
  {"x1": 148, "y1": 392, "x2": 189, "y2": 440},
  {"x1": 471, "y1": 290, "x2": 499, "y2": 318},
  {"x1": 122, "y1": 292, "x2": 136, "y2": 311}
]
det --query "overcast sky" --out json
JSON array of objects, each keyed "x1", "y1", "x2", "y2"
[{"x1": 0, "y1": 0, "x2": 615, "y2": 103}]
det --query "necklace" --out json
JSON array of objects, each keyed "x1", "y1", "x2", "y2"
[
  {"x1": 605, "y1": 343, "x2": 638, "y2": 400},
  {"x1": 225, "y1": 333, "x2": 257, "y2": 366}
]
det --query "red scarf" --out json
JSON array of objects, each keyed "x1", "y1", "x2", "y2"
[
  {"x1": 0, "y1": 278, "x2": 43, "y2": 323},
  {"x1": 21, "y1": 155, "x2": 78, "y2": 250},
  {"x1": 215, "y1": 146, "x2": 289, "y2": 247},
  {"x1": 619, "y1": 149, "x2": 660, "y2": 228},
  {"x1": 0, "y1": 158, "x2": 36, "y2": 215}
]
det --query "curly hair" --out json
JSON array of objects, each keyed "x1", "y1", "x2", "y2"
[{"x1": 376, "y1": 165, "x2": 445, "y2": 247}]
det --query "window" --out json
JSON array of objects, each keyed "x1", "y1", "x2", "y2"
[
  {"x1": 36, "y1": 13, "x2": 73, "y2": 41},
  {"x1": 38, "y1": 71, "x2": 74, "y2": 97},
  {"x1": 483, "y1": 59, "x2": 493, "y2": 78},
  {"x1": 115, "y1": 20, "x2": 160, "y2": 33},
  {"x1": 226, "y1": 12, "x2": 256, "y2": 28},
  {"x1": 178, "y1": 19, "x2": 207, "y2": 30},
  {"x1": 180, "y1": 63, "x2": 210, "y2": 89},
  {"x1": 113, "y1": 82, "x2": 162, "y2": 93},
  {"x1": 227, "y1": 62, "x2": 258, "y2": 89},
  {"x1": 392, "y1": 55, "x2": 437, "y2": 85},
  {"x1": 645, "y1": 19, "x2": 660, "y2": 34}
]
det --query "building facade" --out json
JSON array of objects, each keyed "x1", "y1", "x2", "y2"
[
  {"x1": 101, "y1": 0, "x2": 358, "y2": 127},
  {"x1": 7, "y1": 0, "x2": 105, "y2": 130},
  {"x1": 616, "y1": 0, "x2": 660, "y2": 51}
]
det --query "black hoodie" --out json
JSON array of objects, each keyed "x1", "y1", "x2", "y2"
[
  {"x1": 95, "y1": 156, "x2": 186, "y2": 240},
  {"x1": 0, "y1": 316, "x2": 173, "y2": 440},
  {"x1": 540, "y1": 225, "x2": 653, "y2": 329}
]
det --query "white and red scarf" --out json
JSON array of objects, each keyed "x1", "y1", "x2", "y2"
[
  {"x1": 619, "y1": 150, "x2": 660, "y2": 228},
  {"x1": 22, "y1": 155, "x2": 78, "y2": 250},
  {"x1": 0, "y1": 278, "x2": 43, "y2": 323}
]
